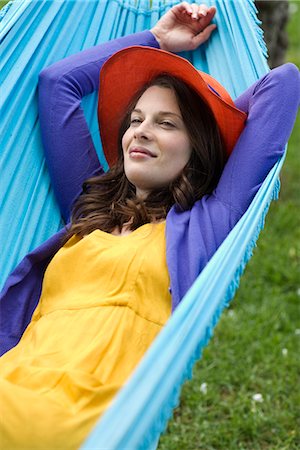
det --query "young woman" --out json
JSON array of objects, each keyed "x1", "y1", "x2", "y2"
[{"x1": 0, "y1": 3, "x2": 299, "y2": 449}]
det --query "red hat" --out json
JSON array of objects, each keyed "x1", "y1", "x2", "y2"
[{"x1": 98, "y1": 46, "x2": 247, "y2": 167}]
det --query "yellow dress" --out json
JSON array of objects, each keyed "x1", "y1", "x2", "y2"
[{"x1": 0, "y1": 222, "x2": 171, "y2": 449}]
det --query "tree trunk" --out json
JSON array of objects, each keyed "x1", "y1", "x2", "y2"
[{"x1": 255, "y1": 0, "x2": 289, "y2": 67}]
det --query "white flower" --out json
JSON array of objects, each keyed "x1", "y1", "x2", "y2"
[
  {"x1": 228, "y1": 310, "x2": 235, "y2": 318},
  {"x1": 289, "y1": 3, "x2": 298, "y2": 15},
  {"x1": 297, "y1": 288, "x2": 300, "y2": 297},
  {"x1": 295, "y1": 329, "x2": 300, "y2": 336},
  {"x1": 200, "y1": 382, "x2": 207, "y2": 394},
  {"x1": 252, "y1": 393, "x2": 263, "y2": 403},
  {"x1": 282, "y1": 348, "x2": 288, "y2": 356}
]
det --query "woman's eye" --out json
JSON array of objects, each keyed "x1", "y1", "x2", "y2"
[
  {"x1": 130, "y1": 118, "x2": 142, "y2": 125},
  {"x1": 160, "y1": 121, "x2": 175, "y2": 128}
]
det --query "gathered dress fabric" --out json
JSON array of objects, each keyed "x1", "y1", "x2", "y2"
[{"x1": 0, "y1": 222, "x2": 171, "y2": 449}]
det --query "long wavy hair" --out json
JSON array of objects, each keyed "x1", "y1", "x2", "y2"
[{"x1": 65, "y1": 74, "x2": 225, "y2": 239}]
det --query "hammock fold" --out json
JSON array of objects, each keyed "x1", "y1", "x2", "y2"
[
  {"x1": 0, "y1": 0, "x2": 277, "y2": 448},
  {"x1": 0, "y1": 0, "x2": 268, "y2": 288}
]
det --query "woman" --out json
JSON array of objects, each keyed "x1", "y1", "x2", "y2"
[{"x1": 0, "y1": 3, "x2": 299, "y2": 449}]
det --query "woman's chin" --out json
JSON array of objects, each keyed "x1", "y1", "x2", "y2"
[{"x1": 126, "y1": 176, "x2": 155, "y2": 198}]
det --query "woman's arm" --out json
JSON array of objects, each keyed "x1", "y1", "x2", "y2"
[
  {"x1": 38, "y1": 2, "x2": 217, "y2": 223},
  {"x1": 38, "y1": 31, "x2": 159, "y2": 223},
  {"x1": 214, "y1": 63, "x2": 300, "y2": 216}
]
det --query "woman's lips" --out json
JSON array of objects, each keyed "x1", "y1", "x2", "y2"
[{"x1": 129, "y1": 147, "x2": 157, "y2": 158}]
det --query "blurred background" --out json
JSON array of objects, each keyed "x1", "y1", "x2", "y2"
[{"x1": 256, "y1": 0, "x2": 290, "y2": 67}]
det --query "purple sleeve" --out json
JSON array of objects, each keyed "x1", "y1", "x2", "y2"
[
  {"x1": 38, "y1": 31, "x2": 159, "y2": 222},
  {"x1": 214, "y1": 63, "x2": 300, "y2": 215}
]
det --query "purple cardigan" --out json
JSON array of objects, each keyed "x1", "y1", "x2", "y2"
[{"x1": 1, "y1": 31, "x2": 299, "y2": 356}]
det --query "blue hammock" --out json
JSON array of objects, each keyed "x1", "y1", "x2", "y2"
[{"x1": 0, "y1": 0, "x2": 281, "y2": 449}]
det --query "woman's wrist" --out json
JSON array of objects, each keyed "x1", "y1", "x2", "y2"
[{"x1": 149, "y1": 28, "x2": 165, "y2": 50}]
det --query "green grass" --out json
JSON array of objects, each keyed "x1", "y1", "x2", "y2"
[
  {"x1": 158, "y1": 3, "x2": 300, "y2": 449},
  {"x1": 0, "y1": 0, "x2": 9, "y2": 9}
]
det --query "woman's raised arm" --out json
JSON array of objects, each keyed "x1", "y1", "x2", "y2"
[
  {"x1": 38, "y1": 2, "x2": 216, "y2": 223},
  {"x1": 38, "y1": 31, "x2": 159, "y2": 223},
  {"x1": 214, "y1": 63, "x2": 300, "y2": 217}
]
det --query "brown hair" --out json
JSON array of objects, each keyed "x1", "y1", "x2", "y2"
[{"x1": 64, "y1": 74, "x2": 225, "y2": 240}]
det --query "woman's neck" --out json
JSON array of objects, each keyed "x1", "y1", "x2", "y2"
[{"x1": 111, "y1": 217, "x2": 165, "y2": 236}]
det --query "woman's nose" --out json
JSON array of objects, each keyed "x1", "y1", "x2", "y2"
[{"x1": 133, "y1": 121, "x2": 153, "y2": 140}]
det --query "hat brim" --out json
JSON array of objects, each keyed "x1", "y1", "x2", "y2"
[{"x1": 98, "y1": 46, "x2": 247, "y2": 167}]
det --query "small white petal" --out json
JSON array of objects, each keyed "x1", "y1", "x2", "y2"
[
  {"x1": 289, "y1": 3, "x2": 298, "y2": 15},
  {"x1": 282, "y1": 348, "x2": 288, "y2": 356},
  {"x1": 297, "y1": 288, "x2": 300, "y2": 297},
  {"x1": 252, "y1": 393, "x2": 263, "y2": 403},
  {"x1": 228, "y1": 310, "x2": 235, "y2": 317},
  {"x1": 200, "y1": 382, "x2": 207, "y2": 394},
  {"x1": 295, "y1": 329, "x2": 300, "y2": 336}
]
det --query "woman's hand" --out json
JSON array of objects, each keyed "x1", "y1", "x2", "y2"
[{"x1": 151, "y1": 2, "x2": 217, "y2": 52}]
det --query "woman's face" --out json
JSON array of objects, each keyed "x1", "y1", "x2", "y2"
[{"x1": 122, "y1": 85, "x2": 192, "y2": 198}]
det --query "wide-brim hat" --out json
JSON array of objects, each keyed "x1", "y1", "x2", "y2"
[{"x1": 98, "y1": 46, "x2": 247, "y2": 167}]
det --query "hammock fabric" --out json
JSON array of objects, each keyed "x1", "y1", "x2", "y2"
[
  {"x1": 0, "y1": 0, "x2": 283, "y2": 449},
  {"x1": 0, "y1": 0, "x2": 268, "y2": 289}
]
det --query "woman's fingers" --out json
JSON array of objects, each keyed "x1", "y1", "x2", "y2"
[
  {"x1": 150, "y1": 2, "x2": 217, "y2": 52},
  {"x1": 192, "y1": 23, "x2": 217, "y2": 48},
  {"x1": 174, "y1": 3, "x2": 216, "y2": 21},
  {"x1": 174, "y1": 2, "x2": 194, "y2": 15},
  {"x1": 191, "y1": 3, "x2": 209, "y2": 19}
]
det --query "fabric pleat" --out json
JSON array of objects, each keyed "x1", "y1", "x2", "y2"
[{"x1": 0, "y1": 1, "x2": 280, "y2": 449}]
